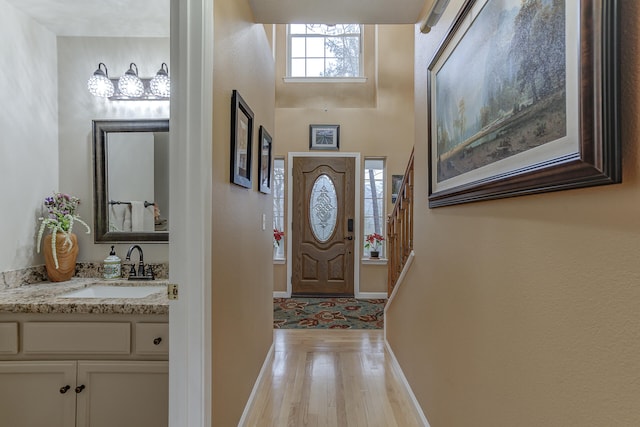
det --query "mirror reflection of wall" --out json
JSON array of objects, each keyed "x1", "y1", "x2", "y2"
[
  {"x1": 153, "y1": 132, "x2": 170, "y2": 231},
  {"x1": 107, "y1": 132, "x2": 156, "y2": 232},
  {"x1": 106, "y1": 131, "x2": 170, "y2": 233}
]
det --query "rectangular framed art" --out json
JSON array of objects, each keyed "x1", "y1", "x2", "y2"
[
  {"x1": 309, "y1": 124, "x2": 340, "y2": 150},
  {"x1": 391, "y1": 174, "x2": 403, "y2": 204},
  {"x1": 230, "y1": 90, "x2": 254, "y2": 188},
  {"x1": 258, "y1": 126, "x2": 273, "y2": 194},
  {"x1": 427, "y1": 0, "x2": 620, "y2": 207}
]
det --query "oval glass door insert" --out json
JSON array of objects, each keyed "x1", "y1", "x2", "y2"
[{"x1": 310, "y1": 174, "x2": 338, "y2": 242}]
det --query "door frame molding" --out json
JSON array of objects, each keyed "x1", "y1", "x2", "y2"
[
  {"x1": 287, "y1": 152, "x2": 362, "y2": 297},
  {"x1": 169, "y1": 0, "x2": 213, "y2": 425}
]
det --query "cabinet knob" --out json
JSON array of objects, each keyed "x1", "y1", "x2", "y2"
[
  {"x1": 59, "y1": 385, "x2": 71, "y2": 394},
  {"x1": 153, "y1": 337, "x2": 162, "y2": 345},
  {"x1": 75, "y1": 385, "x2": 86, "y2": 394}
]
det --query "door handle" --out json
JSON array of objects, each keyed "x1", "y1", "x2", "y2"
[{"x1": 344, "y1": 236, "x2": 353, "y2": 240}]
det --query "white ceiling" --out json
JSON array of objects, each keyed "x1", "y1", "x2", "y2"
[
  {"x1": 5, "y1": 0, "x2": 427, "y2": 37},
  {"x1": 4, "y1": 0, "x2": 170, "y2": 37}
]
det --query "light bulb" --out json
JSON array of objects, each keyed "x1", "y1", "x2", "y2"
[
  {"x1": 87, "y1": 63, "x2": 114, "y2": 97},
  {"x1": 118, "y1": 63, "x2": 144, "y2": 98},
  {"x1": 150, "y1": 63, "x2": 170, "y2": 98}
]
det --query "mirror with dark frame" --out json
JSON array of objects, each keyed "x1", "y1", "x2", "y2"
[{"x1": 93, "y1": 119, "x2": 169, "y2": 242}]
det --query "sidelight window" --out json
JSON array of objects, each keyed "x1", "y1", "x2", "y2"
[
  {"x1": 273, "y1": 158, "x2": 285, "y2": 260},
  {"x1": 363, "y1": 159, "x2": 385, "y2": 257}
]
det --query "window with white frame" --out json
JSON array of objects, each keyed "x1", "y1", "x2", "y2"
[
  {"x1": 287, "y1": 24, "x2": 363, "y2": 78},
  {"x1": 363, "y1": 159, "x2": 385, "y2": 257},
  {"x1": 273, "y1": 158, "x2": 286, "y2": 259}
]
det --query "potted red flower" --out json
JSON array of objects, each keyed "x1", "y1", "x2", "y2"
[
  {"x1": 364, "y1": 233, "x2": 384, "y2": 258},
  {"x1": 273, "y1": 228, "x2": 285, "y2": 248}
]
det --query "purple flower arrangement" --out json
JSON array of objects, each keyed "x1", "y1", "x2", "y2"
[{"x1": 37, "y1": 192, "x2": 91, "y2": 268}]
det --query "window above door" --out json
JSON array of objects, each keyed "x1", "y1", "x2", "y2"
[{"x1": 287, "y1": 24, "x2": 363, "y2": 79}]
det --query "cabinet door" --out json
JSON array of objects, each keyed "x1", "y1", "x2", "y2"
[
  {"x1": 75, "y1": 361, "x2": 168, "y2": 427},
  {"x1": 0, "y1": 361, "x2": 77, "y2": 427}
]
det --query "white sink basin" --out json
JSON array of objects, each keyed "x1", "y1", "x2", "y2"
[{"x1": 60, "y1": 285, "x2": 165, "y2": 299}]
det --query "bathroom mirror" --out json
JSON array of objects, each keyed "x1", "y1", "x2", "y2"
[{"x1": 93, "y1": 119, "x2": 169, "y2": 242}]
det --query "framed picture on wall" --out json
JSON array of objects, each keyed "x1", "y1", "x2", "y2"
[
  {"x1": 230, "y1": 90, "x2": 254, "y2": 188},
  {"x1": 427, "y1": 0, "x2": 620, "y2": 208},
  {"x1": 391, "y1": 174, "x2": 403, "y2": 204},
  {"x1": 258, "y1": 126, "x2": 272, "y2": 194},
  {"x1": 309, "y1": 124, "x2": 340, "y2": 150}
]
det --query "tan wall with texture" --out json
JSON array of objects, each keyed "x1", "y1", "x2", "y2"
[
  {"x1": 386, "y1": 1, "x2": 640, "y2": 426},
  {"x1": 211, "y1": 0, "x2": 275, "y2": 424},
  {"x1": 273, "y1": 25, "x2": 415, "y2": 294}
]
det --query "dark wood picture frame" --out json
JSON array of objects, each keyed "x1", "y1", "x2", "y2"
[
  {"x1": 309, "y1": 124, "x2": 340, "y2": 150},
  {"x1": 427, "y1": 0, "x2": 620, "y2": 208},
  {"x1": 258, "y1": 126, "x2": 273, "y2": 194},
  {"x1": 230, "y1": 90, "x2": 254, "y2": 188},
  {"x1": 92, "y1": 119, "x2": 169, "y2": 243}
]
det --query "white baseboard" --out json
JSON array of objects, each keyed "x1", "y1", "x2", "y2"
[
  {"x1": 384, "y1": 340, "x2": 431, "y2": 427},
  {"x1": 237, "y1": 342, "x2": 275, "y2": 427},
  {"x1": 356, "y1": 292, "x2": 388, "y2": 299},
  {"x1": 274, "y1": 291, "x2": 387, "y2": 299}
]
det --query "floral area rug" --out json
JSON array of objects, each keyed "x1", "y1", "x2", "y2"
[{"x1": 273, "y1": 297, "x2": 386, "y2": 329}]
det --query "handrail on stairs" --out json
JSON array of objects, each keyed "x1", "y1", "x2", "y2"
[{"x1": 386, "y1": 148, "x2": 414, "y2": 296}]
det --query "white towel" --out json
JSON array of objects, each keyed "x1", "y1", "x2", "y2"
[
  {"x1": 131, "y1": 201, "x2": 145, "y2": 232},
  {"x1": 109, "y1": 204, "x2": 131, "y2": 232},
  {"x1": 123, "y1": 205, "x2": 132, "y2": 231}
]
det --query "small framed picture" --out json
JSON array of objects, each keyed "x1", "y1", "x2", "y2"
[
  {"x1": 391, "y1": 174, "x2": 403, "y2": 204},
  {"x1": 309, "y1": 124, "x2": 340, "y2": 150},
  {"x1": 230, "y1": 90, "x2": 254, "y2": 189},
  {"x1": 258, "y1": 126, "x2": 272, "y2": 194}
]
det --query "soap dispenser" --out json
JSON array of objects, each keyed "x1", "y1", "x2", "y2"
[{"x1": 103, "y1": 246, "x2": 121, "y2": 280}]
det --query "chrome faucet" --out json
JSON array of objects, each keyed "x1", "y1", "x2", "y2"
[{"x1": 125, "y1": 245, "x2": 154, "y2": 280}]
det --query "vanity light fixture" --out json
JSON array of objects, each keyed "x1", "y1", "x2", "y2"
[
  {"x1": 150, "y1": 63, "x2": 171, "y2": 98},
  {"x1": 118, "y1": 63, "x2": 145, "y2": 98},
  {"x1": 87, "y1": 62, "x2": 170, "y2": 100},
  {"x1": 87, "y1": 63, "x2": 115, "y2": 98}
]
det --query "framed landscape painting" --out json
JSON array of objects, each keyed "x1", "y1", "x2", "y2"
[
  {"x1": 309, "y1": 124, "x2": 340, "y2": 150},
  {"x1": 427, "y1": 0, "x2": 620, "y2": 207}
]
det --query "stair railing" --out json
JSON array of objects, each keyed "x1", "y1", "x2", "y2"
[{"x1": 387, "y1": 148, "x2": 414, "y2": 296}]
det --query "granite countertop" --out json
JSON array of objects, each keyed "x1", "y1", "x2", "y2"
[{"x1": 0, "y1": 278, "x2": 169, "y2": 315}]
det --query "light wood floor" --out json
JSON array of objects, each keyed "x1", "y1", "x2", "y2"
[{"x1": 243, "y1": 330, "x2": 424, "y2": 427}]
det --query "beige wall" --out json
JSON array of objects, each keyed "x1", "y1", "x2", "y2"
[
  {"x1": 211, "y1": 0, "x2": 275, "y2": 425},
  {"x1": 387, "y1": 1, "x2": 640, "y2": 426},
  {"x1": 273, "y1": 25, "x2": 415, "y2": 294},
  {"x1": 0, "y1": 0, "x2": 58, "y2": 272}
]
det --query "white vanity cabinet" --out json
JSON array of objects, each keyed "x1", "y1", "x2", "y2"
[
  {"x1": 0, "y1": 361, "x2": 77, "y2": 427},
  {"x1": 0, "y1": 360, "x2": 167, "y2": 427},
  {"x1": 0, "y1": 317, "x2": 169, "y2": 427},
  {"x1": 76, "y1": 360, "x2": 168, "y2": 427}
]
